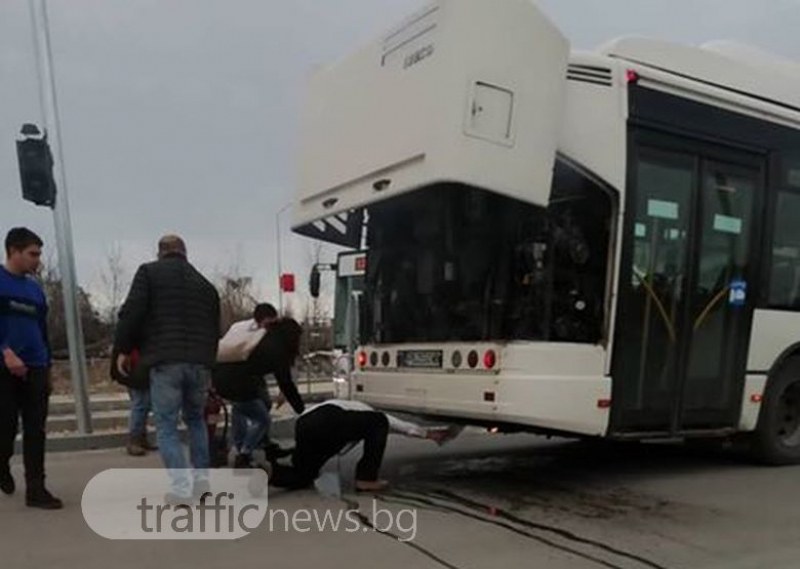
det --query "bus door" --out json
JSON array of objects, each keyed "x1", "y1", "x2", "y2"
[{"x1": 612, "y1": 130, "x2": 765, "y2": 434}]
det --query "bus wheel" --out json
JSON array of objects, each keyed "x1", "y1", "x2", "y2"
[{"x1": 753, "y1": 361, "x2": 800, "y2": 465}]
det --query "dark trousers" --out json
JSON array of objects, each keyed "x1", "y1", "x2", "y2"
[
  {"x1": 0, "y1": 367, "x2": 50, "y2": 488},
  {"x1": 271, "y1": 405, "x2": 389, "y2": 489}
]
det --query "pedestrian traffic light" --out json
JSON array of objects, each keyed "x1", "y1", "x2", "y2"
[{"x1": 16, "y1": 123, "x2": 56, "y2": 208}]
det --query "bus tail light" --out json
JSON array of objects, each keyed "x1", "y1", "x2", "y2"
[
  {"x1": 751, "y1": 394, "x2": 763, "y2": 403},
  {"x1": 597, "y1": 399, "x2": 612, "y2": 409},
  {"x1": 357, "y1": 351, "x2": 368, "y2": 369},
  {"x1": 467, "y1": 350, "x2": 479, "y2": 369},
  {"x1": 484, "y1": 350, "x2": 497, "y2": 369}
]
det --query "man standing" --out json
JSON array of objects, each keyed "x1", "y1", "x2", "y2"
[
  {"x1": 0, "y1": 227, "x2": 62, "y2": 509},
  {"x1": 114, "y1": 235, "x2": 220, "y2": 502}
]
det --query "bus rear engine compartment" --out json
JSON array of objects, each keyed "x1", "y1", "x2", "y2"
[{"x1": 362, "y1": 160, "x2": 614, "y2": 346}]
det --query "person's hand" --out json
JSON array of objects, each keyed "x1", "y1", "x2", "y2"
[
  {"x1": 274, "y1": 392, "x2": 286, "y2": 410},
  {"x1": 426, "y1": 425, "x2": 463, "y2": 446},
  {"x1": 3, "y1": 348, "x2": 28, "y2": 378},
  {"x1": 426, "y1": 429, "x2": 449, "y2": 445},
  {"x1": 116, "y1": 353, "x2": 131, "y2": 378}
]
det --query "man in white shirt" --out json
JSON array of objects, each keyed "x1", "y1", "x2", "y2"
[{"x1": 267, "y1": 399, "x2": 459, "y2": 492}]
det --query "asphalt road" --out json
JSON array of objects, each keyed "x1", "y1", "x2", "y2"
[{"x1": 1, "y1": 431, "x2": 797, "y2": 569}]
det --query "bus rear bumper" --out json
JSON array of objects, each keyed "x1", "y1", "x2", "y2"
[{"x1": 349, "y1": 371, "x2": 612, "y2": 437}]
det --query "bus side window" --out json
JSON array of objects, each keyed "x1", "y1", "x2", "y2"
[{"x1": 769, "y1": 191, "x2": 800, "y2": 309}]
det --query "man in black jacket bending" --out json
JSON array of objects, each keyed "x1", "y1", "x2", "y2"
[
  {"x1": 213, "y1": 315, "x2": 305, "y2": 467},
  {"x1": 114, "y1": 235, "x2": 220, "y2": 502}
]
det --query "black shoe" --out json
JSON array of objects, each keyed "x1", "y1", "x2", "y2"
[
  {"x1": 0, "y1": 467, "x2": 14, "y2": 496},
  {"x1": 233, "y1": 453, "x2": 253, "y2": 469},
  {"x1": 26, "y1": 487, "x2": 63, "y2": 510}
]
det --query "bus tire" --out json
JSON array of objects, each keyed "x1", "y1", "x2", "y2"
[{"x1": 752, "y1": 358, "x2": 800, "y2": 465}]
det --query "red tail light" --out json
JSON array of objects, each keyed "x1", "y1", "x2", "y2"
[
  {"x1": 357, "y1": 351, "x2": 367, "y2": 368},
  {"x1": 483, "y1": 350, "x2": 497, "y2": 369}
]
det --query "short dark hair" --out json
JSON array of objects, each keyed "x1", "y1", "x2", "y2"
[
  {"x1": 253, "y1": 303, "x2": 278, "y2": 323},
  {"x1": 5, "y1": 227, "x2": 43, "y2": 255}
]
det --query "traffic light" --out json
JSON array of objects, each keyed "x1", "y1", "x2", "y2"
[{"x1": 16, "y1": 123, "x2": 56, "y2": 208}]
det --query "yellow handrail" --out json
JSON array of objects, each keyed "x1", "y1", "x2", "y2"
[
  {"x1": 633, "y1": 271, "x2": 677, "y2": 343},
  {"x1": 694, "y1": 286, "x2": 730, "y2": 331}
]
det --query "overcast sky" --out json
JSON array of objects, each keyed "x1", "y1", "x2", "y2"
[{"x1": 1, "y1": 0, "x2": 798, "y2": 312}]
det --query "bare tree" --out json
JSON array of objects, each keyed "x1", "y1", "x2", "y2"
[
  {"x1": 99, "y1": 243, "x2": 128, "y2": 327},
  {"x1": 37, "y1": 256, "x2": 110, "y2": 357},
  {"x1": 215, "y1": 250, "x2": 258, "y2": 332}
]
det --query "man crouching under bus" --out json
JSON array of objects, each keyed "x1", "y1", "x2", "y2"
[{"x1": 266, "y1": 399, "x2": 461, "y2": 492}]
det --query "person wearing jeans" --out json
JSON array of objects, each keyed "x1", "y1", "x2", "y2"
[
  {"x1": 126, "y1": 387, "x2": 153, "y2": 456},
  {"x1": 231, "y1": 397, "x2": 271, "y2": 468},
  {"x1": 110, "y1": 346, "x2": 156, "y2": 457},
  {"x1": 114, "y1": 235, "x2": 220, "y2": 503},
  {"x1": 150, "y1": 363, "x2": 211, "y2": 498}
]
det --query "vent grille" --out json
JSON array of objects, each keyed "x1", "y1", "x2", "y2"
[{"x1": 567, "y1": 64, "x2": 613, "y2": 87}]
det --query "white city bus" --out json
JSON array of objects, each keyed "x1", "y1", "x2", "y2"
[{"x1": 292, "y1": 0, "x2": 800, "y2": 463}]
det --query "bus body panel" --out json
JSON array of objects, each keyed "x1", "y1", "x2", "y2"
[
  {"x1": 748, "y1": 309, "x2": 800, "y2": 372},
  {"x1": 353, "y1": 342, "x2": 610, "y2": 436},
  {"x1": 739, "y1": 375, "x2": 768, "y2": 431},
  {"x1": 294, "y1": 0, "x2": 569, "y2": 229}
]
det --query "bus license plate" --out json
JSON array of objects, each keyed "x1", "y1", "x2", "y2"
[{"x1": 397, "y1": 350, "x2": 443, "y2": 369}]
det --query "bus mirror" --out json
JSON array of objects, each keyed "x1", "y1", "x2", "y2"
[{"x1": 309, "y1": 266, "x2": 321, "y2": 298}]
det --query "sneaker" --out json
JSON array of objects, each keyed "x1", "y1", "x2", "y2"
[
  {"x1": 163, "y1": 493, "x2": 193, "y2": 509},
  {"x1": 126, "y1": 436, "x2": 146, "y2": 457},
  {"x1": 26, "y1": 487, "x2": 63, "y2": 510},
  {"x1": 0, "y1": 466, "x2": 14, "y2": 496},
  {"x1": 233, "y1": 453, "x2": 253, "y2": 469}
]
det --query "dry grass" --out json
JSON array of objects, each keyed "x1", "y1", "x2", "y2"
[{"x1": 50, "y1": 358, "x2": 126, "y2": 396}]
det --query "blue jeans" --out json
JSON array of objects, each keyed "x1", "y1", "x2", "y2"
[
  {"x1": 127, "y1": 388, "x2": 151, "y2": 437},
  {"x1": 232, "y1": 398, "x2": 270, "y2": 455},
  {"x1": 150, "y1": 363, "x2": 210, "y2": 498}
]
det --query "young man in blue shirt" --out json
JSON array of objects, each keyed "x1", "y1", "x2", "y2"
[{"x1": 0, "y1": 227, "x2": 62, "y2": 509}]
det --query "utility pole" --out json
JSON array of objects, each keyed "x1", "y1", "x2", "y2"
[
  {"x1": 275, "y1": 203, "x2": 292, "y2": 314},
  {"x1": 29, "y1": 0, "x2": 92, "y2": 434}
]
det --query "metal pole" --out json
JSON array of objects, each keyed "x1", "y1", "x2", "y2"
[
  {"x1": 29, "y1": 0, "x2": 92, "y2": 434},
  {"x1": 275, "y1": 203, "x2": 291, "y2": 314}
]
